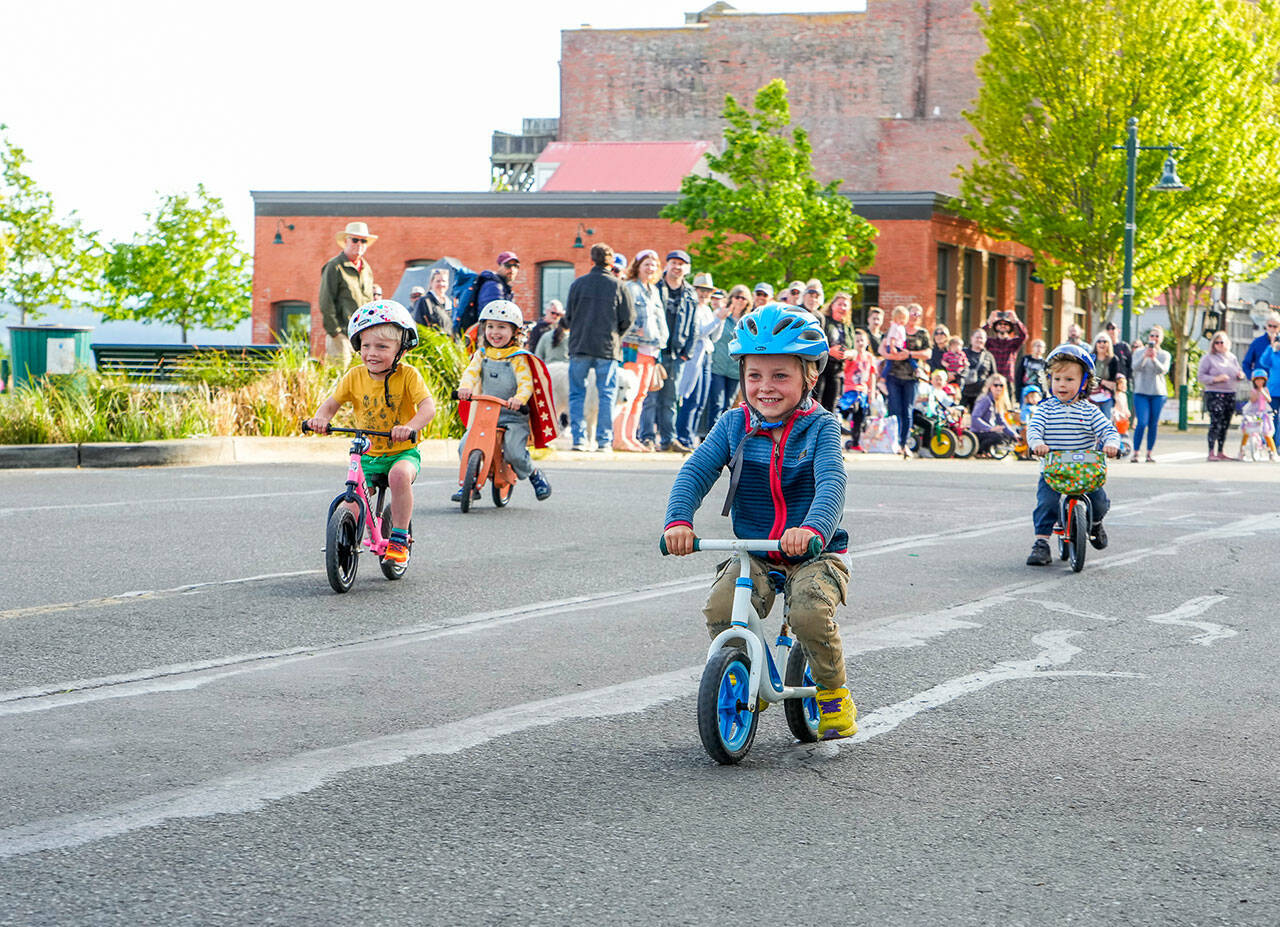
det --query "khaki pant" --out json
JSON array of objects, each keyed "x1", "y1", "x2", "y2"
[
  {"x1": 702, "y1": 552, "x2": 849, "y2": 689},
  {"x1": 325, "y1": 332, "x2": 353, "y2": 366}
]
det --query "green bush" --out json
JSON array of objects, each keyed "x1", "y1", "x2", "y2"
[{"x1": 0, "y1": 332, "x2": 468, "y2": 444}]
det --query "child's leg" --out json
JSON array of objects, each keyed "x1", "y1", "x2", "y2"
[
  {"x1": 701, "y1": 556, "x2": 777, "y2": 641},
  {"x1": 1032, "y1": 476, "x2": 1058, "y2": 540},
  {"x1": 781, "y1": 555, "x2": 849, "y2": 690},
  {"x1": 387, "y1": 457, "x2": 419, "y2": 530},
  {"x1": 1086, "y1": 485, "x2": 1110, "y2": 525},
  {"x1": 500, "y1": 417, "x2": 534, "y2": 479}
]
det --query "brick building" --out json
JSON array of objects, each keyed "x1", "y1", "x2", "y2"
[
  {"x1": 251, "y1": 190, "x2": 1070, "y2": 356},
  {"x1": 559, "y1": 0, "x2": 983, "y2": 196}
]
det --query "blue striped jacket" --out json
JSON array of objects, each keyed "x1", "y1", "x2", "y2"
[{"x1": 664, "y1": 400, "x2": 848, "y2": 557}]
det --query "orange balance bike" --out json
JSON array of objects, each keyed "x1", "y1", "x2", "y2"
[{"x1": 452, "y1": 391, "x2": 528, "y2": 513}]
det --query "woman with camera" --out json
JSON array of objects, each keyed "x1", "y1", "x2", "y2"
[
  {"x1": 983, "y1": 309, "x2": 1028, "y2": 381},
  {"x1": 1130, "y1": 326, "x2": 1171, "y2": 462}
]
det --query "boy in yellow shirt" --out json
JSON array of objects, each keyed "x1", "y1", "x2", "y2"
[{"x1": 306, "y1": 301, "x2": 435, "y2": 562}]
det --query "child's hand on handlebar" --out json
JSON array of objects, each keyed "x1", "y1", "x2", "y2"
[
  {"x1": 457, "y1": 388, "x2": 472, "y2": 401},
  {"x1": 1033, "y1": 443, "x2": 1050, "y2": 457},
  {"x1": 504, "y1": 397, "x2": 523, "y2": 411},
  {"x1": 390, "y1": 425, "x2": 414, "y2": 443},
  {"x1": 306, "y1": 417, "x2": 330, "y2": 434},
  {"x1": 664, "y1": 525, "x2": 695, "y2": 556},
  {"x1": 780, "y1": 526, "x2": 819, "y2": 558},
  {"x1": 1103, "y1": 445, "x2": 1120, "y2": 458}
]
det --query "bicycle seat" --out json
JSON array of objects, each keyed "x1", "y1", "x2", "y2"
[{"x1": 367, "y1": 473, "x2": 389, "y2": 492}]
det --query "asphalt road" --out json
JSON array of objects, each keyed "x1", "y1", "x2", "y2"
[{"x1": 1, "y1": 442, "x2": 1277, "y2": 926}]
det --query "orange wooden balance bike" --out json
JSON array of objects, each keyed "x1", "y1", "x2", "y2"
[{"x1": 452, "y1": 390, "x2": 528, "y2": 513}]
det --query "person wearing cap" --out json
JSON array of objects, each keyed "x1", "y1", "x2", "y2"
[
  {"x1": 673, "y1": 272, "x2": 731, "y2": 451},
  {"x1": 611, "y1": 253, "x2": 627, "y2": 278},
  {"x1": 982, "y1": 309, "x2": 1029, "y2": 382},
  {"x1": 648, "y1": 249, "x2": 699, "y2": 451},
  {"x1": 411, "y1": 269, "x2": 453, "y2": 335},
  {"x1": 319, "y1": 221, "x2": 377, "y2": 364},
  {"x1": 779, "y1": 280, "x2": 805, "y2": 306},
  {"x1": 753, "y1": 282, "x2": 774, "y2": 309},
  {"x1": 1104, "y1": 320, "x2": 1132, "y2": 382},
  {"x1": 564, "y1": 243, "x2": 636, "y2": 451},
  {"x1": 409, "y1": 285, "x2": 426, "y2": 301},
  {"x1": 474, "y1": 251, "x2": 520, "y2": 318}
]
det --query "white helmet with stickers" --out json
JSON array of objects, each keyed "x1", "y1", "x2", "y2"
[
  {"x1": 347, "y1": 299, "x2": 419, "y2": 351},
  {"x1": 478, "y1": 299, "x2": 524, "y2": 329}
]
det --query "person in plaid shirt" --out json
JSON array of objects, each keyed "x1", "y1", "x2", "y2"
[{"x1": 983, "y1": 309, "x2": 1028, "y2": 381}]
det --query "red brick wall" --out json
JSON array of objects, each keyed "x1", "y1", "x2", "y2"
[{"x1": 558, "y1": 0, "x2": 985, "y2": 195}]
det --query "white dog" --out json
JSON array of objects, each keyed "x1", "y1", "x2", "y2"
[{"x1": 545, "y1": 360, "x2": 639, "y2": 450}]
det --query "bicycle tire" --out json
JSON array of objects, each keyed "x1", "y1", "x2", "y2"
[
  {"x1": 697, "y1": 647, "x2": 758, "y2": 765},
  {"x1": 929, "y1": 428, "x2": 957, "y2": 459},
  {"x1": 492, "y1": 480, "x2": 514, "y2": 507},
  {"x1": 460, "y1": 449, "x2": 483, "y2": 514},
  {"x1": 325, "y1": 507, "x2": 359, "y2": 593},
  {"x1": 953, "y1": 430, "x2": 977, "y2": 459},
  {"x1": 988, "y1": 440, "x2": 1012, "y2": 460},
  {"x1": 378, "y1": 504, "x2": 411, "y2": 581},
  {"x1": 1069, "y1": 498, "x2": 1088, "y2": 572},
  {"x1": 783, "y1": 645, "x2": 820, "y2": 743}
]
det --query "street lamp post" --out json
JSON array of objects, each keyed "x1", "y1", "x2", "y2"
[{"x1": 1113, "y1": 117, "x2": 1186, "y2": 418}]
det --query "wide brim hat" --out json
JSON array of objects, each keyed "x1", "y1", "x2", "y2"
[{"x1": 336, "y1": 221, "x2": 378, "y2": 247}]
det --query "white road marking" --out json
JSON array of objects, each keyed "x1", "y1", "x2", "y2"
[
  {"x1": 1144, "y1": 595, "x2": 1235, "y2": 646},
  {"x1": 850, "y1": 629, "x2": 1143, "y2": 744}
]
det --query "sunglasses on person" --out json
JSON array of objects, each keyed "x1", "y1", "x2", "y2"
[
  {"x1": 348, "y1": 237, "x2": 368, "y2": 244},
  {"x1": 730, "y1": 294, "x2": 748, "y2": 302},
  {"x1": 934, "y1": 330, "x2": 947, "y2": 336}
]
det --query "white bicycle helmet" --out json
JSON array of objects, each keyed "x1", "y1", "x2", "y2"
[
  {"x1": 347, "y1": 299, "x2": 419, "y2": 351},
  {"x1": 478, "y1": 299, "x2": 525, "y2": 329}
]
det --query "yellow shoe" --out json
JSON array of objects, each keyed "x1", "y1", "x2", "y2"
[
  {"x1": 816, "y1": 687, "x2": 857, "y2": 740},
  {"x1": 756, "y1": 697, "x2": 771, "y2": 713},
  {"x1": 383, "y1": 538, "x2": 409, "y2": 564}
]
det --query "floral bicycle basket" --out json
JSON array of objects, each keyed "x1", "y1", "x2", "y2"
[{"x1": 1042, "y1": 449, "x2": 1107, "y2": 494}]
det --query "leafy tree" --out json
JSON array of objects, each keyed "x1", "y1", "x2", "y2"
[
  {"x1": 0, "y1": 125, "x2": 103, "y2": 324},
  {"x1": 102, "y1": 184, "x2": 252, "y2": 343},
  {"x1": 956, "y1": 0, "x2": 1280, "y2": 328},
  {"x1": 661, "y1": 79, "x2": 878, "y2": 293}
]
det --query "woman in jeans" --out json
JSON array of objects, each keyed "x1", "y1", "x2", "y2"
[
  {"x1": 1089, "y1": 332, "x2": 1121, "y2": 420},
  {"x1": 878, "y1": 303, "x2": 932, "y2": 456},
  {"x1": 1197, "y1": 331, "x2": 1245, "y2": 460},
  {"x1": 614, "y1": 249, "x2": 668, "y2": 451},
  {"x1": 1130, "y1": 325, "x2": 1171, "y2": 462}
]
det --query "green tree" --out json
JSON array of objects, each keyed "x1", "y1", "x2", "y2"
[
  {"x1": 661, "y1": 79, "x2": 878, "y2": 292},
  {"x1": 103, "y1": 184, "x2": 252, "y2": 343},
  {"x1": 0, "y1": 125, "x2": 103, "y2": 324},
  {"x1": 955, "y1": 0, "x2": 1280, "y2": 335}
]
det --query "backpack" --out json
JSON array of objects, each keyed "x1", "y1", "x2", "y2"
[{"x1": 451, "y1": 267, "x2": 482, "y2": 332}]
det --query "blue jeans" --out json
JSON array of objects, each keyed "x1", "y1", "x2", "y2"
[
  {"x1": 1033, "y1": 475, "x2": 1109, "y2": 536},
  {"x1": 676, "y1": 360, "x2": 713, "y2": 446},
  {"x1": 653, "y1": 356, "x2": 685, "y2": 446},
  {"x1": 885, "y1": 376, "x2": 916, "y2": 447},
  {"x1": 568, "y1": 355, "x2": 619, "y2": 448},
  {"x1": 1132, "y1": 393, "x2": 1165, "y2": 452},
  {"x1": 1093, "y1": 398, "x2": 1115, "y2": 421},
  {"x1": 701, "y1": 373, "x2": 739, "y2": 437},
  {"x1": 1271, "y1": 395, "x2": 1280, "y2": 441}
]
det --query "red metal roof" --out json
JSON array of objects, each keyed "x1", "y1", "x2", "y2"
[{"x1": 534, "y1": 141, "x2": 713, "y2": 192}]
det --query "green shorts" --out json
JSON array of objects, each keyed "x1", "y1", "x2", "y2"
[{"x1": 361, "y1": 447, "x2": 421, "y2": 481}]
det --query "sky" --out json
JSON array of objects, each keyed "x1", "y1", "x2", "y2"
[{"x1": 3, "y1": 0, "x2": 868, "y2": 247}]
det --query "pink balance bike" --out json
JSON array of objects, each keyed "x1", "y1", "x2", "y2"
[{"x1": 301, "y1": 421, "x2": 417, "y2": 593}]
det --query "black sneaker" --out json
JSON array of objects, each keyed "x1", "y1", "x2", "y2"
[
  {"x1": 1089, "y1": 521, "x2": 1108, "y2": 550},
  {"x1": 529, "y1": 469, "x2": 552, "y2": 501},
  {"x1": 1026, "y1": 539, "x2": 1052, "y2": 566}
]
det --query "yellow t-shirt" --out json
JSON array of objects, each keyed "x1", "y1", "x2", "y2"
[{"x1": 330, "y1": 363, "x2": 431, "y2": 455}]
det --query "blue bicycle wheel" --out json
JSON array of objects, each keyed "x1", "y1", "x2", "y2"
[
  {"x1": 784, "y1": 645, "x2": 820, "y2": 742},
  {"x1": 697, "y1": 648, "x2": 758, "y2": 764}
]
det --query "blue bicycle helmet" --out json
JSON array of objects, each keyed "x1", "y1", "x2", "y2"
[
  {"x1": 1252, "y1": 368, "x2": 1269, "y2": 383},
  {"x1": 729, "y1": 304, "x2": 829, "y2": 366},
  {"x1": 1045, "y1": 343, "x2": 1095, "y2": 396},
  {"x1": 1021, "y1": 384, "x2": 1043, "y2": 401}
]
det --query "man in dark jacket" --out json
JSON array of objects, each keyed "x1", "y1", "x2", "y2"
[
  {"x1": 455, "y1": 252, "x2": 519, "y2": 334},
  {"x1": 318, "y1": 221, "x2": 377, "y2": 365},
  {"x1": 648, "y1": 250, "x2": 698, "y2": 451},
  {"x1": 564, "y1": 243, "x2": 635, "y2": 451}
]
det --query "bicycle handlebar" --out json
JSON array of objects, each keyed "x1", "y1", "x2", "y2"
[
  {"x1": 449, "y1": 390, "x2": 529, "y2": 415},
  {"x1": 300, "y1": 421, "x2": 417, "y2": 443},
  {"x1": 659, "y1": 535, "x2": 824, "y2": 559}
]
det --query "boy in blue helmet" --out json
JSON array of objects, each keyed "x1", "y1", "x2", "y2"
[
  {"x1": 1025, "y1": 343, "x2": 1122, "y2": 566},
  {"x1": 663, "y1": 304, "x2": 856, "y2": 740}
]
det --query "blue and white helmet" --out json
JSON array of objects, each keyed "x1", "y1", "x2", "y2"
[
  {"x1": 1045, "y1": 342, "x2": 1095, "y2": 395},
  {"x1": 347, "y1": 299, "x2": 419, "y2": 351},
  {"x1": 729, "y1": 304, "x2": 828, "y2": 371}
]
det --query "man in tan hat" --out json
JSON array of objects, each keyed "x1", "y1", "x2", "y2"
[{"x1": 319, "y1": 221, "x2": 378, "y2": 363}]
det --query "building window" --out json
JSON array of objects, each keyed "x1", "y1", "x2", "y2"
[
  {"x1": 273, "y1": 300, "x2": 311, "y2": 344},
  {"x1": 985, "y1": 255, "x2": 1002, "y2": 317},
  {"x1": 1042, "y1": 288, "x2": 1058, "y2": 346},
  {"x1": 936, "y1": 247, "x2": 953, "y2": 326},
  {"x1": 539, "y1": 261, "x2": 575, "y2": 314},
  {"x1": 962, "y1": 250, "x2": 979, "y2": 337},
  {"x1": 856, "y1": 274, "x2": 879, "y2": 328},
  {"x1": 1014, "y1": 261, "x2": 1029, "y2": 321}
]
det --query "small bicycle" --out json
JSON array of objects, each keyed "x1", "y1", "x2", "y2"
[
  {"x1": 301, "y1": 421, "x2": 416, "y2": 593},
  {"x1": 660, "y1": 534, "x2": 826, "y2": 765},
  {"x1": 1239, "y1": 411, "x2": 1272, "y2": 462},
  {"x1": 452, "y1": 390, "x2": 527, "y2": 513},
  {"x1": 1044, "y1": 448, "x2": 1106, "y2": 574}
]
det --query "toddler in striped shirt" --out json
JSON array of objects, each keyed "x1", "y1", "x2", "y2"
[{"x1": 1025, "y1": 344, "x2": 1122, "y2": 566}]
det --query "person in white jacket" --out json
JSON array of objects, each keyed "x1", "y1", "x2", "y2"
[{"x1": 613, "y1": 250, "x2": 670, "y2": 451}]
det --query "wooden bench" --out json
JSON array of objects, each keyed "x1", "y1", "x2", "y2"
[{"x1": 90, "y1": 343, "x2": 285, "y2": 382}]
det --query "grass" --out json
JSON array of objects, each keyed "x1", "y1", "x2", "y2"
[{"x1": 0, "y1": 329, "x2": 467, "y2": 444}]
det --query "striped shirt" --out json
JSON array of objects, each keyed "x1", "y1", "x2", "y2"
[{"x1": 1027, "y1": 396, "x2": 1120, "y2": 452}]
